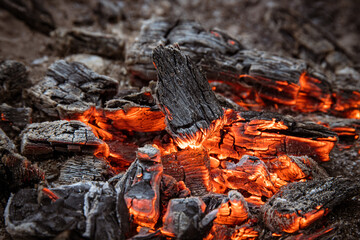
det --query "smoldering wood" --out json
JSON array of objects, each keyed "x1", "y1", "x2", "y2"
[
  {"x1": 127, "y1": 19, "x2": 309, "y2": 103},
  {"x1": 20, "y1": 120, "x2": 104, "y2": 157},
  {"x1": 53, "y1": 28, "x2": 125, "y2": 59},
  {"x1": 5, "y1": 181, "x2": 122, "y2": 240},
  {"x1": 261, "y1": 177, "x2": 360, "y2": 233},
  {"x1": 127, "y1": 18, "x2": 360, "y2": 117},
  {"x1": 153, "y1": 45, "x2": 224, "y2": 146},
  {"x1": 0, "y1": 128, "x2": 43, "y2": 199},
  {"x1": 0, "y1": 0, "x2": 55, "y2": 35},
  {"x1": 26, "y1": 60, "x2": 119, "y2": 118},
  {"x1": 213, "y1": 190, "x2": 249, "y2": 225},
  {"x1": 0, "y1": 104, "x2": 32, "y2": 135},
  {"x1": 123, "y1": 145, "x2": 163, "y2": 228},
  {"x1": 126, "y1": 18, "x2": 243, "y2": 82},
  {"x1": 161, "y1": 197, "x2": 218, "y2": 239},
  {"x1": 0, "y1": 60, "x2": 30, "y2": 104},
  {"x1": 204, "y1": 110, "x2": 337, "y2": 162},
  {"x1": 211, "y1": 155, "x2": 277, "y2": 199}
]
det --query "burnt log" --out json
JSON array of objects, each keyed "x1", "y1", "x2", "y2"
[
  {"x1": 0, "y1": 60, "x2": 30, "y2": 104},
  {"x1": 261, "y1": 177, "x2": 360, "y2": 234},
  {"x1": 153, "y1": 45, "x2": 224, "y2": 148},
  {"x1": 0, "y1": 0, "x2": 55, "y2": 34},
  {"x1": 53, "y1": 28, "x2": 125, "y2": 59},
  {"x1": 5, "y1": 181, "x2": 122, "y2": 239},
  {"x1": 20, "y1": 120, "x2": 105, "y2": 157},
  {"x1": 26, "y1": 60, "x2": 119, "y2": 118}
]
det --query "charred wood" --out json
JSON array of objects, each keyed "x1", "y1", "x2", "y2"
[
  {"x1": 26, "y1": 60, "x2": 118, "y2": 118},
  {"x1": 261, "y1": 177, "x2": 360, "y2": 233},
  {"x1": 0, "y1": 0, "x2": 55, "y2": 35},
  {"x1": 127, "y1": 18, "x2": 360, "y2": 117},
  {"x1": 21, "y1": 120, "x2": 104, "y2": 157},
  {"x1": 204, "y1": 110, "x2": 337, "y2": 162},
  {"x1": 0, "y1": 128, "x2": 43, "y2": 199},
  {"x1": 161, "y1": 197, "x2": 218, "y2": 239},
  {"x1": 0, "y1": 104, "x2": 32, "y2": 138},
  {"x1": 122, "y1": 145, "x2": 163, "y2": 229},
  {"x1": 5, "y1": 181, "x2": 122, "y2": 239},
  {"x1": 0, "y1": 60, "x2": 30, "y2": 104},
  {"x1": 153, "y1": 45, "x2": 224, "y2": 148},
  {"x1": 53, "y1": 28, "x2": 125, "y2": 59},
  {"x1": 56, "y1": 155, "x2": 115, "y2": 185}
]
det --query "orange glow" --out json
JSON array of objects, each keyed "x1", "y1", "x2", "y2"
[
  {"x1": 1, "y1": 113, "x2": 7, "y2": 121},
  {"x1": 295, "y1": 73, "x2": 332, "y2": 113},
  {"x1": 215, "y1": 196, "x2": 248, "y2": 225},
  {"x1": 231, "y1": 226, "x2": 259, "y2": 240},
  {"x1": 175, "y1": 115, "x2": 226, "y2": 149},
  {"x1": 270, "y1": 206, "x2": 328, "y2": 233},
  {"x1": 42, "y1": 188, "x2": 59, "y2": 202}
]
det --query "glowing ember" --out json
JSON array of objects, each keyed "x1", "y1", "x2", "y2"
[{"x1": 42, "y1": 187, "x2": 59, "y2": 202}]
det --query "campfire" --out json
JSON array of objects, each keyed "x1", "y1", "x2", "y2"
[{"x1": 1, "y1": 1, "x2": 360, "y2": 240}]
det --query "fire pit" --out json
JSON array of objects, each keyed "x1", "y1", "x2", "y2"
[{"x1": 1, "y1": 1, "x2": 360, "y2": 239}]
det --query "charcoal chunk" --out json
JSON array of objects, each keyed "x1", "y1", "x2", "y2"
[
  {"x1": 154, "y1": 45, "x2": 224, "y2": 148},
  {"x1": 261, "y1": 177, "x2": 360, "y2": 233},
  {"x1": 5, "y1": 181, "x2": 122, "y2": 239},
  {"x1": 26, "y1": 60, "x2": 119, "y2": 118}
]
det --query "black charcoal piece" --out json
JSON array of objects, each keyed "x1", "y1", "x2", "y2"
[{"x1": 153, "y1": 45, "x2": 224, "y2": 148}]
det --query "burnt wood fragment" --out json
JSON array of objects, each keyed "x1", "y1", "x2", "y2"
[
  {"x1": 56, "y1": 155, "x2": 115, "y2": 185},
  {"x1": 211, "y1": 155, "x2": 277, "y2": 200},
  {"x1": 128, "y1": 18, "x2": 360, "y2": 117},
  {"x1": 128, "y1": 19, "x2": 308, "y2": 105},
  {"x1": 122, "y1": 145, "x2": 163, "y2": 228},
  {"x1": 53, "y1": 28, "x2": 125, "y2": 59},
  {"x1": 127, "y1": 19, "x2": 243, "y2": 82},
  {"x1": 5, "y1": 181, "x2": 122, "y2": 239},
  {"x1": 214, "y1": 190, "x2": 249, "y2": 225},
  {"x1": 204, "y1": 110, "x2": 337, "y2": 162},
  {"x1": 21, "y1": 120, "x2": 104, "y2": 157},
  {"x1": 0, "y1": 104, "x2": 32, "y2": 137},
  {"x1": 0, "y1": 0, "x2": 55, "y2": 34},
  {"x1": 153, "y1": 45, "x2": 224, "y2": 148},
  {"x1": 0, "y1": 128, "x2": 43, "y2": 198},
  {"x1": 261, "y1": 177, "x2": 360, "y2": 234},
  {"x1": 0, "y1": 60, "x2": 30, "y2": 104},
  {"x1": 176, "y1": 148, "x2": 211, "y2": 196},
  {"x1": 161, "y1": 197, "x2": 218, "y2": 239},
  {"x1": 26, "y1": 60, "x2": 119, "y2": 117}
]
